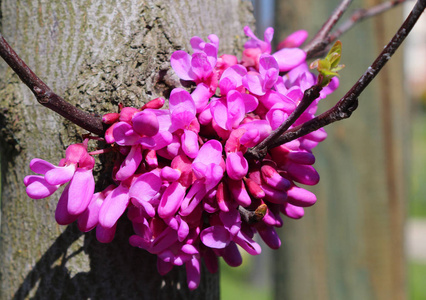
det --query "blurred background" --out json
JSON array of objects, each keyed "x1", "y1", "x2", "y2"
[{"x1": 221, "y1": 0, "x2": 426, "y2": 299}]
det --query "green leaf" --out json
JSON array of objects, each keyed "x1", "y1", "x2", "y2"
[{"x1": 309, "y1": 40, "x2": 345, "y2": 87}]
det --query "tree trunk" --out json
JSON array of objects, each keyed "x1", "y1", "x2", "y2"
[
  {"x1": 0, "y1": 1, "x2": 254, "y2": 299},
  {"x1": 273, "y1": 0, "x2": 407, "y2": 299}
]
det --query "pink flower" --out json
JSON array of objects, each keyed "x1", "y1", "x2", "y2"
[
  {"x1": 25, "y1": 26, "x2": 341, "y2": 291},
  {"x1": 242, "y1": 26, "x2": 306, "y2": 72},
  {"x1": 24, "y1": 143, "x2": 95, "y2": 225},
  {"x1": 243, "y1": 55, "x2": 280, "y2": 96},
  {"x1": 170, "y1": 35, "x2": 219, "y2": 94}
]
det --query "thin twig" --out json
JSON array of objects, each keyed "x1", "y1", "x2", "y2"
[
  {"x1": 304, "y1": 0, "x2": 353, "y2": 59},
  {"x1": 329, "y1": 0, "x2": 410, "y2": 44},
  {"x1": 0, "y1": 33, "x2": 105, "y2": 136},
  {"x1": 270, "y1": 0, "x2": 426, "y2": 149}
]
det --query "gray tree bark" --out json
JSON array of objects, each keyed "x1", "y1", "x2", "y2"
[{"x1": 0, "y1": 1, "x2": 254, "y2": 299}]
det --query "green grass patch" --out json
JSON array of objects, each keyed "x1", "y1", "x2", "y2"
[{"x1": 409, "y1": 262, "x2": 426, "y2": 300}]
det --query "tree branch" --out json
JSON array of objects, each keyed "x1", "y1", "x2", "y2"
[
  {"x1": 271, "y1": 0, "x2": 426, "y2": 148},
  {"x1": 304, "y1": 0, "x2": 353, "y2": 59},
  {"x1": 0, "y1": 33, "x2": 105, "y2": 136},
  {"x1": 328, "y1": 0, "x2": 409, "y2": 45}
]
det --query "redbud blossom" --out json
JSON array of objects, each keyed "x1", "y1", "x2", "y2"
[{"x1": 25, "y1": 26, "x2": 339, "y2": 290}]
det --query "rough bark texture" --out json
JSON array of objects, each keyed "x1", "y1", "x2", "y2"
[
  {"x1": 0, "y1": 1, "x2": 254, "y2": 299},
  {"x1": 273, "y1": 0, "x2": 407, "y2": 299}
]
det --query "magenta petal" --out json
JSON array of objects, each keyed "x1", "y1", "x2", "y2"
[
  {"x1": 227, "y1": 179, "x2": 251, "y2": 206},
  {"x1": 45, "y1": 164, "x2": 76, "y2": 185},
  {"x1": 258, "y1": 226, "x2": 281, "y2": 249},
  {"x1": 304, "y1": 128, "x2": 327, "y2": 142},
  {"x1": 99, "y1": 184, "x2": 130, "y2": 228},
  {"x1": 207, "y1": 34, "x2": 219, "y2": 50},
  {"x1": 219, "y1": 77, "x2": 236, "y2": 96},
  {"x1": 29, "y1": 158, "x2": 56, "y2": 174},
  {"x1": 279, "y1": 30, "x2": 308, "y2": 48},
  {"x1": 234, "y1": 230, "x2": 261, "y2": 255},
  {"x1": 204, "y1": 43, "x2": 218, "y2": 68},
  {"x1": 191, "y1": 83, "x2": 211, "y2": 113},
  {"x1": 66, "y1": 168, "x2": 95, "y2": 215},
  {"x1": 273, "y1": 48, "x2": 306, "y2": 72},
  {"x1": 243, "y1": 73, "x2": 264, "y2": 95},
  {"x1": 180, "y1": 181, "x2": 206, "y2": 216},
  {"x1": 211, "y1": 99, "x2": 228, "y2": 130},
  {"x1": 169, "y1": 88, "x2": 196, "y2": 116},
  {"x1": 192, "y1": 162, "x2": 208, "y2": 179},
  {"x1": 150, "y1": 227, "x2": 179, "y2": 254},
  {"x1": 132, "y1": 110, "x2": 159, "y2": 137},
  {"x1": 259, "y1": 55, "x2": 279, "y2": 78},
  {"x1": 201, "y1": 226, "x2": 231, "y2": 249},
  {"x1": 152, "y1": 131, "x2": 173, "y2": 150},
  {"x1": 287, "y1": 185, "x2": 317, "y2": 207},
  {"x1": 261, "y1": 184, "x2": 288, "y2": 204},
  {"x1": 131, "y1": 198, "x2": 155, "y2": 218},
  {"x1": 286, "y1": 163, "x2": 320, "y2": 185},
  {"x1": 267, "y1": 108, "x2": 286, "y2": 130},
  {"x1": 205, "y1": 164, "x2": 224, "y2": 191},
  {"x1": 129, "y1": 172, "x2": 162, "y2": 203},
  {"x1": 77, "y1": 192, "x2": 103, "y2": 232},
  {"x1": 113, "y1": 122, "x2": 141, "y2": 146},
  {"x1": 157, "y1": 258, "x2": 174, "y2": 275},
  {"x1": 263, "y1": 67, "x2": 279, "y2": 90},
  {"x1": 177, "y1": 218, "x2": 189, "y2": 242},
  {"x1": 96, "y1": 224, "x2": 116, "y2": 243},
  {"x1": 242, "y1": 93, "x2": 258, "y2": 113},
  {"x1": 282, "y1": 202, "x2": 305, "y2": 219},
  {"x1": 222, "y1": 242, "x2": 242, "y2": 267},
  {"x1": 244, "y1": 26, "x2": 257, "y2": 40},
  {"x1": 221, "y1": 64, "x2": 247, "y2": 86},
  {"x1": 129, "y1": 234, "x2": 151, "y2": 249},
  {"x1": 261, "y1": 165, "x2": 291, "y2": 190},
  {"x1": 181, "y1": 130, "x2": 199, "y2": 159},
  {"x1": 171, "y1": 50, "x2": 195, "y2": 81},
  {"x1": 158, "y1": 182, "x2": 186, "y2": 219},
  {"x1": 193, "y1": 140, "x2": 223, "y2": 166},
  {"x1": 115, "y1": 145, "x2": 143, "y2": 181},
  {"x1": 203, "y1": 248, "x2": 219, "y2": 273},
  {"x1": 55, "y1": 184, "x2": 78, "y2": 225},
  {"x1": 287, "y1": 151, "x2": 316, "y2": 165},
  {"x1": 138, "y1": 136, "x2": 156, "y2": 149},
  {"x1": 219, "y1": 213, "x2": 240, "y2": 238},
  {"x1": 190, "y1": 36, "x2": 205, "y2": 52},
  {"x1": 264, "y1": 27, "x2": 274, "y2": 45},
  {"x1": 25, "y1": 175, "x2": 59, "y2": 199},
  {"x1": 226, "y1": 152, "x2": 248, "y2": 180},
  {"x1": 182, "y1": 244, "x2": 199, "y2": 255},
  {"x1": 198, "y1": 103, "x2": 213, "y2": 125},
  {"x1": 160, "y1": 166, "x2": 181, "y2": 182},
  {"x1": 186, "y1": 257, "x2": 201, "y2": 290},
  {"x1": 191, "y1": 52, "x2": 212, "y2": 79},
  {"x1": 226, "y1": 91, "x2": 245, "y2": 129}
]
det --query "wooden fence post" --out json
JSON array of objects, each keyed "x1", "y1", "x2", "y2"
[{"x1": 273, "y1": 0, "x2": 408, "y2": 299}]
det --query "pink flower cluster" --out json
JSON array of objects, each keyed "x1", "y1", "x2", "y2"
[{"x1": 24, "y1": 26, "x2": 338, "y2": 290}]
